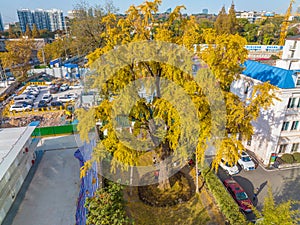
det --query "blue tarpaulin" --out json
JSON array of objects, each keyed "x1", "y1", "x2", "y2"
[
  {"x1": 74, "y1": 140, "x2": 98, "y2": 225},
  {"x1": 64, "y1": 63, "x2": 78, "y2": 69},
  {"x1": 242, "y1": 60, "x2": 297, "y2": 89}
]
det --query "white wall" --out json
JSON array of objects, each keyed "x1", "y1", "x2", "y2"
[{"x1": 231, "y1": 75, "x2": 299, "y2": 165}]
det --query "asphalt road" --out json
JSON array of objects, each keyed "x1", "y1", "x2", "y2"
[{"x1": 217, "y1": 161, "x2": 300, "y2": 221}]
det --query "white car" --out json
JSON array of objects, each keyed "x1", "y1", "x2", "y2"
[
  {"x1": 238, "y1": 152, "x2": 256, "y2": 171},
  {"x1": 42, "y1": 94, "x2": 53, "y2": 103},
  {"x1": 60, "y1": 83, "x2": 69, "y2": 92},
  {"x1": 57, "y1": 96, "x2": 74, "y2": 103},
  {"x1": 25, "y1": 94, "x2": 36, "y2": 100},
  {"x1": 10, "y1": 104, "x2": 32, "y2": 112},
  {"x1": 26, "y1": 86, "x2": 40, "y2": 93},
  {"x1": 219, "y1": 158, "x2": 239, "y2": 175},
  {"x1": 65, "y1": 93, "x2": 79, "y2": 99}
]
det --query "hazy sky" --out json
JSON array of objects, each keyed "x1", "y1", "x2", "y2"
[{"x1": 0, "y1": 0, "x2": 299, "y2": 23}]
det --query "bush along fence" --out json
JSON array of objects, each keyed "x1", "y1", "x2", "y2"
[{"x1": 201, "y1": 167, "x2": 247, "y2": 225}]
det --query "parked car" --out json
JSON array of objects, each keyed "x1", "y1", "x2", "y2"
[
  {"x1": 219, "y1": 158, "x2": 239, "y2": 175},
  {"x1": 238, "y1": 152, "x2": 256, "y2": 171},
  {"x1": 25, "y1": 94, "x2": 36, "y2": 100},
  {"x1": 42, "y1": 94, "x2": 53, "y2": 103},
  {"x1": 65, "y1": 93, "x2": 79, "y2": 99},
  {"x1": 7, "y1": 76, "x2": 15, "y2": 81},
  {"x1": 57, "y1": 96, "x2": 74, "y2": 103},
  {"x1": 60, "y1": 83, "x2": 69, "y2": 91},
  {"x1": 23, "y1": 90, "x2": 39, "y2": 97},
  {"x1": 27, "y1": 85, "x2": 40, "y2": 90},
  {"x1": 13, "y1": 100, "x2": 33, "y2": 106},
  {"x1": 70, "y1": 83, "x2": 83, "y2": 89},
  {"x1": 37, "y1": 100, "x2": 48, "y2": 110},
  {"x1": 50, "y1": 101, "x2": 64, "y2": 109},
  {"x1": 25, "y1": 86, "x2": 40, "y2": 94},
  {"x1": 14, "y1": 95, "x2": 33, "y2": 104},
  {"x1": 49, "y1": 83, "x2": 62, "y2": 94},
  {"x1": 223, "y1": 178, "x2": 253, "y2": 213},
  {"x1": 10, "y1": 104, "x2": 32, "y2": 112}
]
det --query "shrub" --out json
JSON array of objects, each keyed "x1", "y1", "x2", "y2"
[
  {"x1": 280, "y1": 154, "x2": 295, "y2": 164},
  {"x1": 292, "y1": 152, "x2": 300, "y2": 163},
  {"x1": 202, "y1": 167, "x2": 247, "y2": 225}
]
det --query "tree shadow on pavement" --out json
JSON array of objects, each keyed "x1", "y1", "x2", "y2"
[{"x1": 275, "y1": 170, "x2": 300, "y2": 211}]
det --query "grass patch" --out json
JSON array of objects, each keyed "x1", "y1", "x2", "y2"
[
  {"x1": 124, "y1": 187, "x2": 210, "y2": 225},
  {"x1": 138, "y1": 171, "x2": 194, "y2": 207}
]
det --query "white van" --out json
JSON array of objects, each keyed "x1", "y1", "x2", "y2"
[{"x1": 14, "y1": 95, "x2": 34, "y2": 104}]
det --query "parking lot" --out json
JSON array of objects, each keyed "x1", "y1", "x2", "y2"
[
  {"x1": 216, "y1": 156, "x2": 300, "y2": 221},
  {"x1": 5, "y1": 82, "x2": 82, "y2": 115}
]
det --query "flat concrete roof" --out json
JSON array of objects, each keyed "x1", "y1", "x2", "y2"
[{"x1": 0, "y1": 126, "x2": 36, "y2": 182}]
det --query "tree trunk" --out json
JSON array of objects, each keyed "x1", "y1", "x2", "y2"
[{"x1": 158, "y1": 159, "x2": 170, "y2": 190}]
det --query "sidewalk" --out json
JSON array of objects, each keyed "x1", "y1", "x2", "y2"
[{"x1": 246, "y1": 150, "x2": 300, "y2": 172}]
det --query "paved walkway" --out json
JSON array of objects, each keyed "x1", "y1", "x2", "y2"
[{"x1": 3, "y1": 135, "x2": 81, "y2": 225}]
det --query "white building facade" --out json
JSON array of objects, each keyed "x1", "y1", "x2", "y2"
[
  {"x1": 231, "y1": 60, "x2": 300, "y2": 166},
  {"x1": 276, "y1": 35, "x2": 300, "y2": 70},
  {"x1": 0, "y1": 123, "x2": 39, "y2": 224}
]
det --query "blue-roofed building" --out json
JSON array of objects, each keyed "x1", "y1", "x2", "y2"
[
  {"x1": 231, "y1": 60, "x2": 300, "y2": 166},
  {"x1": 242, "y1": 60, "x2": 297, "y2": 89}
]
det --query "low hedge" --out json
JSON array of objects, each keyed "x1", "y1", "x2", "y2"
[
  {"x1": 202, "y1": 168, "x2": 247, "y2": 225},
  {"x1": 280, "y1": 154, "x2": 295, "y2": 164},
  {"x1": 292, "y1": 152, "x2": 300, "y2": 163}
]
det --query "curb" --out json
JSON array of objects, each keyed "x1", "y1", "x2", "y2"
[{"x1": 246, "y1": 151, "x2": 300, "y2": 172}]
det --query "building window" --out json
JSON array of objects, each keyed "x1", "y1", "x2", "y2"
[
  {"x1": 297, "y1": 99, "x2": 300, "y2": 108},
  {"x1": 244, "y1": 81, "x2": 251, "y2": 95},
  {"x1": 291, "y1": 143, "x2": 299, "y2": 152},
  {"x1": 297, "y1": 74, "x2": 300, "y2": 86},
  {"x1": 278, "y1": 144, "x2": 287, "y2": 154},
  {"x1": 281, "y1": 121, "x2": 290, "y2": 131},
  {"x1": 291, "y1": 121, "x2": 299, "y2": 131},
  {"x1": 287, "y1": 97, "x2": 296, "y2": 108}
]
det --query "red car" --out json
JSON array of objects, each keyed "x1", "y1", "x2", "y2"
[{"x1": 223, "y1": 178, "x2": 253, "y2": 213}]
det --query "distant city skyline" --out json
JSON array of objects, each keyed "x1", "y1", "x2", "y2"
[{"x1": 1, "y1": 0, "x2": 300, "y2": 23}]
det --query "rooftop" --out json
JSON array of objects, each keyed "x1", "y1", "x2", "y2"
[
  {"x1": 242, "y1": 60, "x2": 297, "y2": 89},
  {"x1": 0, "y1": 124, "x2": 36, "y2": 181}
]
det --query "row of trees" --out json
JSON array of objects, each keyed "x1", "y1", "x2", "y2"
[
  {"x1": 214, "y1": 3, "x2": 299, "y2": 45},
  {"x1": 1, "y1": 1, "x2": 298, "y2": 80}
]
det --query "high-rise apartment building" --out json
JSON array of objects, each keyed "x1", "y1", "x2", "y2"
[
  {"x1": 46, "y1": 9, "x2": 65, "y2": 31},
  {"x1": 0, "y1": 13, "x2": 4, "y2": 32},
  {"x1": 17, "y1": 8, "x2": 65, "y2": 33},
  {"x1": 17, "y1": 9, "x2": 35, "y2": 32},
  {"x1": 33, "y1": 9, "x2": 48, "y2": 30}
]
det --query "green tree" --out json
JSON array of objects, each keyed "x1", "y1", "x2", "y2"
[
  {"x1": 214, "y1": 6, "x2": 228, "y2": 35},
  {"x1": 253, "y1": 186, "x2": 299, "y2": 225},
  {"x1": 85, "y1": 181, "x2": 131, "y2": 225},
  {"x1": 69, "y1": 1, "x2": 118, "y2": 56},
  {"x1": 0, "y1": 38, "x2": 35, "y2": 80},
  {"x1": 25, "y1": 24, "x2": 32, "y2": 38},
  {"x1": 228, "y1": 2, "x2": 238, "y2": 34},
  {"x1": 32, "y1": 24, "x2": 40, "y2": 38},
  {"x1": 37, "y1": 38, "x2": 72, "y2": 64},
  {"x1": 8, "y1": 25, "x2": 17, "y2": 38}
]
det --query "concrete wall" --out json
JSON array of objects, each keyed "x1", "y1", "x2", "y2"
[{"x1": 0, "y1": 138, "x2": 37, "y2": 224}]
